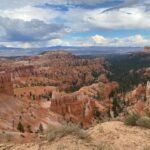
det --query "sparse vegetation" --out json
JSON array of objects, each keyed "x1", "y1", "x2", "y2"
[
  {"x1": 125, "y1": 113, "x2": 150, "y2": 129},
  {"x1": 26, "y1": 125, "x2": 32, "y2": 133},
  {"x1": 47, "y1": 122, "x2": 89, "y2": 142},
  {"x1": 125, "y1": 113, "x2": 140, "y2": 126},
  {"x1": 136, "y1": 117, "x2": 150, "y2": 129},
  {"x1": 17, "y1": 122, "x2": 25, "y2": 133},
  {"x1": 95, "y1": 142, "x2": 113, "y2": 150},
  {"x1": 39, "y1": 123, "x2": 44, "y2": 133}
]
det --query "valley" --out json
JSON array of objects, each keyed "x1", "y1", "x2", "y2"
[{"x1": 0, "y1": 49, "x2": 149, "y2": 149}]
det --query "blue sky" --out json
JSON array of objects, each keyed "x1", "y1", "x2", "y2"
[{"x1": 0, "y1": 0, "x2": 150, "y2": 48}]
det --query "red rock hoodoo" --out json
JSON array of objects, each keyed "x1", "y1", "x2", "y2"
[{"x1": 0, "y1": 71, "x2": 14, "y2": 95}]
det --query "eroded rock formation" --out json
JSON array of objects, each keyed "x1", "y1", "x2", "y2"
[
  {"x1": 0, "y1": 71, "x2": 14, "y2": 95},
  {"x1": 50, "y1": 82, "x2": 119, "y2": 128},
  {"x1": 50, "y1": 92, "x2": 106, "y2": 128}
]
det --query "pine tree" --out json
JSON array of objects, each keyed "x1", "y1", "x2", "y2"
[
  {"x1": 39, "y1": 123, "x2": 44, "y2": 133},
  {"x1": 17, "y1": 122, "x2": 24, "y2": 133}
]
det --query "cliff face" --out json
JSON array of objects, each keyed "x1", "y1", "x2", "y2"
[
  {"x1": 50, "y1": 92, "x2": 105, "y2": 128},
  {"x1": 11, "y1": 66, "x2": 34, "y2": 79},
  {"x1": 146, "y1": 81, "x2": 150, "y2": 109},
  {"x1": 0, "y1": 50, "x2": 150, "y2": 146},
  {"x1": 0, "y1": 72, "x2": 14, "y2": 95},
  {"x1": 0, "y1": 51, "x2": 110, "y2": 131},
  {"x1": 0, "y1": 65, "x2": 34, "y2": 95},
  {"x1": 118, "y1": 81, "x2": 150, "y2": 116},
  {"x1": 50, "y1": 82, "x2": 119, "y2": 128}
]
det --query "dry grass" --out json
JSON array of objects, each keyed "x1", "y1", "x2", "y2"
[
  {"x1": 125, "y1": 113, "x2": 150, "y2": 129},
  {"x1": 124, "y1": 113, "x2": 140, "y2": 126},
  {"x1": 136, "y1": 116, "x2": 150, "y2": 129},
  {"x1": 95, "y1": 142, "x2": 113, "y2": 150},
  {"x1": 47, "y1": 122, "x2": 90, "y2": 142},
  {"x1": 143, "y1": 145, "x2": 150, "y2": 150},
  {"x1": 0, "y1": 132, "x2": 13, "y2": 142}
]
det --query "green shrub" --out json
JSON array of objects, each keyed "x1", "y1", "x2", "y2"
[
  {"x1": 17, "y1": 122, "x2": 25, "y2": 133},
  {"x1": 136, "y1": 117, "x2": 150, "y2": 129},
  {"x1": 124, "y1": 113, "x2": 140, "y2": 126},
  {"x1": 125, "y1": 113, "x2": 150, "y2": 129}
]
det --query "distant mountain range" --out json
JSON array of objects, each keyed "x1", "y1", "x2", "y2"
[{"x1": 0, "y1": 46, "x2": 143, "y2": 57}]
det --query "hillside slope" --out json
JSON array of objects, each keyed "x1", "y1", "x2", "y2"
[{"x1": 1, "y1": 121, "x2": 150, "y2": 150}]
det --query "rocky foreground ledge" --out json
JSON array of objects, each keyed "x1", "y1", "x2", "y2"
[{"x1": 0, "y1": 121, "x2": 150, "y2": 150}]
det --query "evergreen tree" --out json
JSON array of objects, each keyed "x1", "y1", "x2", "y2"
[
  {"x1": 39, "y1": 123, "x2": 44, "y2": 133},
  {"x1": 17, "y1": 122, "x2": 24, "y2": 133}
]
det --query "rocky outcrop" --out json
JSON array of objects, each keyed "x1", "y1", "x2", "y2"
[
  {"x1": 11, "y1": 65, "x2": 34, "y2": 80},
  {"x1": 121, "y1": 82, "x2": 150, "y2": 115},
  {"x1": 146, "y1": 81, "x2": 150, "y2": 110},
  {"x1": 0, "y1": 71, "x2": 14, "y2": 95},
  {"x1": 50, "y1": 92, "x2": 106, "y2": 128},
  {"x1": 0, "y1": 65, "x2": 34, "y2": 95},
  {"x1": 50, "y1": 82, "x2": 118, "y2": 128}
]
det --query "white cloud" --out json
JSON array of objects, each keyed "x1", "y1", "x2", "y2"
[
  {"x1": 91, "y1": 34, "x2": 150, "y2": 46},
  {"x1": 0, "y1": 17, "x2": 67, "y2": 42},
  {"x1": 83, "y1": 7, "x2": 150, "y2": 29},
  {"x1": 48, "y1": 39, "x2": 70, "y2": 46},
  {"x1": 21, "y1": 42, "x2": 33, "y2": 48},
  {"x1": 0, "y1": 6, "x2": 60, "y2": 22},
  {"x1": 91, "y1": 35, "x2": 109, "y2": 44},
  {"x1": 0, "y1": 0, "x2": 117, "y2": 10},
  {"x1": 0, "y1": 41, "x2": 33, "y2": 48},
  {"x1": 1, "y1": 0, "x2": 150, "y2": 48},
  {"x1": 1, "y1": 2, "x2": 150, "y2": 31},
  {"x1": 1, "y1": 34, "x2": 150, "y2": 48}
]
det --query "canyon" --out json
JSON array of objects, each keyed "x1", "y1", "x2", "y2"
[
  {"x1": 0, "y1": 50, "x2": 149, "y2": 149},
  {"x1": 0, "y1": 51, "x2": 111, "y2": 133}
]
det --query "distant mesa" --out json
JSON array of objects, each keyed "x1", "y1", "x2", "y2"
[
  {"x1": 144, "y1": 46, "x2": 150, "y2": 53},
  {"x1": 40, "y1": 50, "x2": 71, "y2": 56}
]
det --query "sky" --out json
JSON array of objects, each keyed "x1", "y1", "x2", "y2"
[{"x1": 1, "y1": 0, "x2": 150, "y2": 48}]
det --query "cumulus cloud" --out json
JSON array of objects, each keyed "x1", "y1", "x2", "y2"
[
  {"x1": 0, "y1": 17, "x2": 67, "y2": 42},
  {"x1": 0, "y1": 6, "x2": 61, "y2": 22},
  {"x1": 0, "y1": 0, "x2": 118, "y2": 10},
  {"x1": 48, "y1": 38, "x2": 70, "y2": 46},
  {"x1": 91, "y1": 34, "x2": 150, "y2": 46},
  {"x1": 0, "y1": 0, "x2": 150, "y2": 48},
  {"x1": 91, "y1": 35, "x2": 109, "y2": 44},
  {"x1": 83, "y1": 7, "x2": 150, "y2": 29}
]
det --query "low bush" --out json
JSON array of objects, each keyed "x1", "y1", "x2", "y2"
[
  {"x1": 47, "y1": 122, "x2": 89, "y2": 142},
  {"x1": 124, "y1": 113, "x2": 140, "y2": 126},
  {"x1": 136, "y1": 116, "x2": 150, "y2": 129},
  {"x1": 125, "y1": 113, "x2": 150, "y2": 129},
  {"x1": 95, "y1": 142, "x2": 113, "y2": 150}
]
